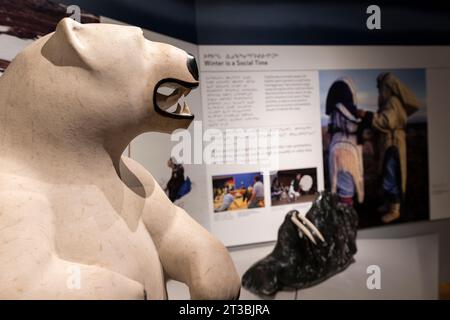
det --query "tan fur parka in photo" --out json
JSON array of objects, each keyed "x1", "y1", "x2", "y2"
[{"x1": 365, "y1": 73, "x2": 421, "y2": 195}]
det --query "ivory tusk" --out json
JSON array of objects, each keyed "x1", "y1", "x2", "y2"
[
  {"x1": 316, "y1": 193, "x2": 323, "y2": 202},
  {"x1": 156, "y1": 89, "x2": 182, "y2": 109},
  {"x1": 297, "y1": 213, "x2": 326, "y2": 243},
  {"x1": 291, "y1": 215, "x2": 316, "y2": 245}
]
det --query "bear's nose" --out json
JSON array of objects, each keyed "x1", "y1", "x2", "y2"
[{"x1": 187, "y1": 53, "x2": 199, "y2": 81}]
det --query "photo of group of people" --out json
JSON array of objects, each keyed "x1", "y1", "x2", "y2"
[
  {"x1": 270, "y1": 168, "x2": 318, "y2": 206},
  {"x1": 320, "y1": 68, "x2": 429, "y2": 228},
  {"x1": 212, "y1": 168, "x2": 318, "y2": 213},
  {"x1": 212, "y1": 172, "x2": 265, "y2": 212}
]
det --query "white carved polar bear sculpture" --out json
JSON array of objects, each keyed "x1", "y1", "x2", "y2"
[{"x1": 0, "y1": 18, "x2": 240, "y2": 300}]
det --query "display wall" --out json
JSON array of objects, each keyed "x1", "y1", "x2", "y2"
[
  {"x1": 131, "y1": 42, "x2": 450, "y2": 247},
  {"x1": 2, "y1": 1, "x2": 450, "y2": 247},
  {"x1": 195, "y1": 45, "x2": 450, "y2": 246}
]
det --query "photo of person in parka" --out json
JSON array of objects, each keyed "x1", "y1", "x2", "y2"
[
  {"x1": 326, "y1": 78, "x2": 364, "y2": 207},
  {"x1": 357, "y1": 72, "x2": 421, "y2": 223}
]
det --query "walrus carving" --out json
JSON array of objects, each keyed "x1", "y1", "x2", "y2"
[
  {"x1": 0, "y1": 18, "x2": 240, "y2": 300},
  {"x1": 242, "y1": 192, "x2": 358, "y2": 296}
]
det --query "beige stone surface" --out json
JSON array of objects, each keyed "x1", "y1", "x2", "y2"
[{"x1": 0, "y1": 18, "x2": 240, "y2": 300}]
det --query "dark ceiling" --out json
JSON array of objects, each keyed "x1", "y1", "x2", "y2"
[
  {"x1": 56, "y1": 0, "x2": 450, "y2": 45},
  {"x1": 57, "y1": 0, "x2": 197, "y2": 42}
]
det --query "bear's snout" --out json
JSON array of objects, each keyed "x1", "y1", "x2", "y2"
[{"x1": 187, "y1": 53, "x2": 199, "y2": 81}]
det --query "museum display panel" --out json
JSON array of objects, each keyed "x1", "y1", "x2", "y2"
[{"x1": 1, "y1": 0, "x2": 449, "y2": 302}]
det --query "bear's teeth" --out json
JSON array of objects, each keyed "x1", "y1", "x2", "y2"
[
  {"x1": 156, "y1": 91, "x2": 181, "y2": 110},
  {"x1": 175, "y1": 103, "x2": 182, "y2": 114},
  {"x1": 182, "y1": 102, "x2": 191, "y2": 115}
]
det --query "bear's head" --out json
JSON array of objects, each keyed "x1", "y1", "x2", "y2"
[{"x1": 0, "y1": 18, "x2": 198, "y2": 153}]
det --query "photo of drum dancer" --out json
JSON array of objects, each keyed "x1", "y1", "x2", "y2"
[{"x1": 270, "y1": 168, "x2": 318, "y2": 206}]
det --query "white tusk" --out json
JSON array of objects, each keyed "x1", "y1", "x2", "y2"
[
  {"x1": 182, "y1": 102, "x2": 191, "y2": 115},
  {"x1": 156, "y1": 89, "x2": 182, "y2": 110},
  {"x1": 291, "y1": 214, "x2": 316, "y2": 245},
  {"x1": 316, "y1": 193, "x2": 323, "y2": 202},
  {"x1": 297, "y1": 213, "x2": 325, "y2": 243}
]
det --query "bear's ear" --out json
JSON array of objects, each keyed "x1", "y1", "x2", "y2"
[{"x1": 42, "y1": 18, "x2": 93, "y2": 69}]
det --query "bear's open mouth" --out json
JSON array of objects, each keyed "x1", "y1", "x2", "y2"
[{"x1": 154, "y1": 78, "x2": 199, "y2": 120}]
